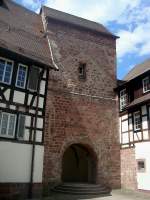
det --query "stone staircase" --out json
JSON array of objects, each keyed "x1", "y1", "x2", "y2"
[{"x1": 53, "y1": 183, "x2": 111, "y2": 195}]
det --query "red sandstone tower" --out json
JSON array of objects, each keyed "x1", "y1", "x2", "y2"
[{"x1": 41, "y1": 6, "x2": 120, "y2": 193}]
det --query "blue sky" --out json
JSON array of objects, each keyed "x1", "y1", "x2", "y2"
[{"x1": 14, "y1": 0, "x2": 150, "y2": 79}]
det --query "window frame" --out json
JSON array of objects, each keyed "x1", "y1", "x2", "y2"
[
  {"x1": 0, "y1": 57, "x2": 14, "y2": 85},
  {"x1": 27, "y1": 66, "x2": 40, "y2": 92},
  {"x1": 137, "y1": 159, "x2": 146, "y2": 173},
  {"x1": 120, "y1": 88, "x2": 127, "y2": 111},
  {"x1": 0, "y1": 112, "x2": 16, "y2": 138},
  {"x1": 16, "y1": 63, "x2": 28, "y2": 89},
  {"x1": 17, "y1": 114, "x2": 26, "y2": 139},
  {"x1": 134, "y1": 111, "x2": 141, "y2": 131},
  {"x1": 142, "y1": 77, "x2": 150, "y2": 93}
]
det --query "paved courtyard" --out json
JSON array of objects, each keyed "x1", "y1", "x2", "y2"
[{"x1": 30, "y1": 189, "x2": 150, "y2": 200}]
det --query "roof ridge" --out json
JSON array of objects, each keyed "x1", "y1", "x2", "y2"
[
  {"x1": 43, "y1": 6, "x2": 108, "y2": 28},
  {"x1": 42, "y1": 6, "x2": 118, "y2": 38}
]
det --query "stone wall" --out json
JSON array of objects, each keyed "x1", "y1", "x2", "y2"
[
  {"x1": 121, "y1": 148, "x2": 137, "y2": 190},
  {"x1": 43, "y1": 17, "x2": 120, "y2": 191}
]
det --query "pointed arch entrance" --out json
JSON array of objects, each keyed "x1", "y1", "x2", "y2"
[{"x1": 62, "y1": 144, "x2": 97, "y2": 183}]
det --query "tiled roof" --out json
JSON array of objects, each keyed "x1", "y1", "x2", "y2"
[
  {"x1": 0, "y1": 0, "x2": 52, "y2": 67},
  {"x1": 127, "y1": 93, "x2": 150, "y2": 108},
  {"x1": 124, "y1": 59, "x2": 150, "y2": 81},
  {"x1": 42, "y1": 6, "x2": 117, "y2": 38},
  {"x1": 0, "y1": 0, "x2": 117, "y2": 68}
]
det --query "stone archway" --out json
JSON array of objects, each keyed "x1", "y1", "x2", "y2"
[{"x1": 61, "y1": 144, "x2": 97, "y2": 183}]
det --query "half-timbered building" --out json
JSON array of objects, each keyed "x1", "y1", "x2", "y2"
[
  {"x1": 0, "y1": 0, "x2": 120, "y2": 198},
  {"x1": 0, "y1": 0, "x2": 58, "y2": 198},
  {"x1": 117, "y1": 59, "x2": 150, "y2": 191}
]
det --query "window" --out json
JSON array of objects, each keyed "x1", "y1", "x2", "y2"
[
  {"x1": 0, "y1": 112, "x2": 16, "y2": 138},
  {"x1": 137, "y1": 159, "x2": 146, "y2": 172},
  {"x1": 17, "y1": 115, "x2": 26, "y2": 139},
  {"x1": 0, "y1": 57, "x2": 13, "y2": 84},
  {"x1": 16, "y1": 64, "x2": 28, "y2": 88},
  {"x1": 143, "y1": 77, "x2": 150, "y2": 93},
  {"x1": 28, "y1": 66, "x2": 40, "y2": 91},
  {"x1": 120, "y1": 89, "x2": 127, "y2": 111},
  {"x1": 134, "y1": 111, "x2": 141, "y2": 131},
  {"x1": 78, "y1": 63, "x2": 86, "y2": 80}
]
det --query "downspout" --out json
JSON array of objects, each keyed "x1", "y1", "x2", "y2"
[
  {"x1": 41, "y1": 8, "x2": 59, "y2": 71},
  {"x1": 28, "y1": 9, "x2": 59, "y2": 199},
  {"x1": 46, "y1": 34, "x2": 59, "y2": 71},
  {"x1": 28, "y1": 74, "x2": 41, "y2": 199}
]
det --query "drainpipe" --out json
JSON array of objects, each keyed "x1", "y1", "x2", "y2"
[
  {"x1": 28, "y1": 74, "x2": 41, "y2": 199},
  {"x1": 47, "y1": 34, "x2": 59, "y2": 71}
]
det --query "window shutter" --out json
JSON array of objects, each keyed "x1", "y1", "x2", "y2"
[
  {"x1": 28, "y1": 66, "x2": 39, "y2": 91},
  {"x1": 17, "y1": 115, "x2": 26, "y2": 139}
]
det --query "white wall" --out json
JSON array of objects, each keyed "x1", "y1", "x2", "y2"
[
  {"x1": 135, "y1": 142, "x2": 150, "y2": 190},
  {"x1": 0, "y1": 142, "x2": 44, "y2": 183}
]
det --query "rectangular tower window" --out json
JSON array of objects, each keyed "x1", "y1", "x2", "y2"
[
  {"x1": 0, "y1": 57, "x2": 13, "y2": 84},
  {"x1": 28, "y1": 66, "x2": 40, "y2": 91},
  {"x1": 143, "y1": 77, "x2": 150, "y2": 93},
  {"x1": 134, "y1": 111, "x2": 141, "y2": 131},
  {"x1": 120, "y1": 89, "x2": 127, "y2": 111},
  {"x1": 137, "y1": 159, "x2": 146, "y2": 172},
  {"x1": 16, "y1": 64, "x2": 28, "y2": 88},
  {"x1": 78, "y1": 63, "x2": 86, "y2": 80},
  {"x1": 0, "y1": 112, "x2": 16, "y2": 138}
]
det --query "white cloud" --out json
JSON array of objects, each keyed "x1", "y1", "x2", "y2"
[
  {"x1": 43, "y1": 0, "x2": 150, "y2": 59},
  {"x1": 117, "y1": 18, "x2": 150, "y2": 58},
  {"x1": 43, "y1": 0, "x2": 141, "y2": 24},
  {"x1": 140, "y1": 41, "x2": 150, "y2": 56}
]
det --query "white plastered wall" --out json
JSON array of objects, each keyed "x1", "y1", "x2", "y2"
[
  {"x1": 13, "y1": 91, "x2": 25, "y2": 104},
  {"x1": 135, "y1": 142, "x2": 150, "y2": 190},
  {"x1": 120, "y1": 114, "x2": 129, "y2": 145},
  {"x1": 0, "y1": 142, "x2": 44, "y2": 183}
]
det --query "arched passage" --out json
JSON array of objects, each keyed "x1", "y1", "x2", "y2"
[{"x1": 62, "y1": 144, "x2": 97, "y2": 183}]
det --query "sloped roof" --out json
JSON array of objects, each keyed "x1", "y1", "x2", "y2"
[
  {"x1": 127, "y1": 93, "x2": 150, "y2": 108},
  {"x1": 0, "y1": 0, "x2": 52, "y2": 67},
  {"x1": 124, "y1": 59, "x2": 150, "y2": 81},
  {"x1": 42, "y1": 6, "x2": 117, "y2": 38}
]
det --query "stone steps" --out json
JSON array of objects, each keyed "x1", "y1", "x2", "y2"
[{"x1": 53, "y1": 183, "x2": 111, "y2": 195}]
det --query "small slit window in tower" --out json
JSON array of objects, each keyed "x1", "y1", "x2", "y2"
[
  {"x1": 137, "y1": 159, "x2": 146, "y2": 173},
  {"x1": 78, "y1": 63, "x2": 86, "y2": 80}
]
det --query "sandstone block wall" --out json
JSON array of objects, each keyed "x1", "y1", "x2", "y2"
[
  {"x1": 121, "y1": 148, "x2": 137, "y2": 190},
  {"x1": 43, "y1": 18, "x2": 120, "y2": 189}
]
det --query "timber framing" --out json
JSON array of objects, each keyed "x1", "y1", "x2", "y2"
[
  {"x1": 118, "y1": 63, "x2": 150, "y2": 149},
  {"x1": 0, "y1": 47, "x2": 50, "y2": 145}
]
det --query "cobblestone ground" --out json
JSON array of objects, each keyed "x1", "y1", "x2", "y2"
[{"x1": 29, "y1": 189, "x2": 150, "y2": 200}]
